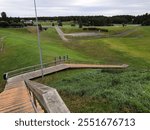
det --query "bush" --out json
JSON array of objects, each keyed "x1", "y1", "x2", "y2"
[
  {"x1": 58, "y1": 22, "x2": 63, "y2": 26},
  {"x1": 71, "y1": 23, "x2": 76, "y2": 26},
  {"x1": 43, "y1": 27, "x2": 48, "y2": 31},
  {"x1": 142, "y1": 20, "x2": 150, "y2": 26},
  {"x1": 99, "y1": 28, "x2": 109, "y2": 32},
  {"x1": 38, "y1": 24, "x2": 43, "y2": 31},
  {"x1": 79, "y1": 23, "x2": 83, "y2": 28},
  {"x1": 83, "y1": 27, "x2": 108, "y2": 32},
  {"x1": 0, "y1": 21, "x2": 9, "y2": 28},
  {"x1": 10, "y1": 22, "x2": 24, "y2": 28},
  {"x1": 52, "y1": 23, "x2": 55, "y2": 26}
]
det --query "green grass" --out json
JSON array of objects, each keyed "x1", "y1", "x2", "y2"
[
  {"x1": 62, "y1": 26, "x2": 150, "y2": 69},
  {"x1": 0, "y1": 27, "x2": 92, "y2": 92},
  {"x1": 36, "y1": 69, "x2": 150, "y2": 112},
  {"x1": 61, "y1": 25, "x2": 88, "y2": 33},
  {"x1": 0, "y1": 25, "x2": 150, "y2": 113},
  {"x1": 61, "y1": 25, "x2": 138, "y2": 35}
]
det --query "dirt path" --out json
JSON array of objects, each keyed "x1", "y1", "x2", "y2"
[
  {"x1": 55, "y1": 26, "x2": 101, "y2": 42},
  {"x1": 55, "y1": 26, "x2": 69, "y2": 42},
  {"x1": 64, "y1": 32, "x2": 100, "y2": 37}
]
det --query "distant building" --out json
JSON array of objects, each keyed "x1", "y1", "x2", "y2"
[{"x1": 24, "y1": 20, "x2": 34, "y2": 26}]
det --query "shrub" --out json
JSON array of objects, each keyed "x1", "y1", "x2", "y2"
[
  {"x1": 10, "y1": 22, "x2": 24, "y2": 28},
  {"x1": 38, "y1": 24, "x2": 43, "y2": 31},
  {"x1": 58, "y1": 22, "x2": 63, "y2": 26},
  {"x1": 52, "y1": 23, "x2": 55, "y2": 26},
  {"x1": 71, "y1": 23, "x2": 76, "y2": 26},
  {"x1": 82, "y1": 27, "x2": 108, "y2": 32},
  {"x1": 79, "y1": 23, "x2": 83, "y2": 28},
  {"x1": 142, "y1": 20, "x2": 150, "y2": 26},
  {"x1": 99, "y1": 28, "x2": 109, "y2": 32},
  {"x1": 0, "y1": 21, "x2": 9, "y2": 28}
]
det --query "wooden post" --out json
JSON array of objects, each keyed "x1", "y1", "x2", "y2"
[
  {"x1": 54, "y1": 57, "x2": 57, "y2": 65},
  {"x1": 59, "y1": 56, "x2": 61, "y2": 64}
]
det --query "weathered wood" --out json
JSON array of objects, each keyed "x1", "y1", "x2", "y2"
[
  {"x1": 25, "y1": 80, "x2": 70, "y2": 113},
  {"x1": 7, "y1": 63, "x2": 128, "y2": 84},
  {"x1": 67, "y1": 64, "x2": 129, "y2": 69},
  {"x1": 0, "y1": 81, "x2": 44, "y2": 113},
  {"x1": 7, "y1": 64, "x2": 69, "y2": 83}
]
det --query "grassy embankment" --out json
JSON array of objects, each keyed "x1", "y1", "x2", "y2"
[
  {"x1": 36, "y1": 25, "x2": 150, "y2": 112},
  {"x1": 0, "y1": 27, "x2": 92, "y2": 92},
  {"x1": 0, "y1": 25, "x2": 150, "y2": 112}
]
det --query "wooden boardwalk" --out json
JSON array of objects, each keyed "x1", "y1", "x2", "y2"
[
  {"x1": 7, "y1": 63, "x2": 128, "y2": 84},
  {"x1": 0, "y1": 81, "x2": 43, "y2": 113},
  {"x1": 0, "y1": 63, "x2": 128, "y2": 113},
  {"x1": 67, "y1": 63, "x2": 128, "y2": 69}
]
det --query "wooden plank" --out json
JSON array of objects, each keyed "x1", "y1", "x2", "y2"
[
  {"x1": 7, "y1": 64, "x2": 69, "y2": 83},
  {"x1": 66, "y1": 64, "x2": 129, "y2": 69},
  {"x1": 25, "y1": 80, "x2": 70, "y2": 113},
  {"x1": 7, "y1": 63, "x2": 128, "y2": 84},
  {"x1": 0, "y1": 81, "x2": 43, "y2": 113}
]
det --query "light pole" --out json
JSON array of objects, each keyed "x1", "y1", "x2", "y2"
[{"x1": 33, "y1": 0, "x2": 44, "y2": 78}]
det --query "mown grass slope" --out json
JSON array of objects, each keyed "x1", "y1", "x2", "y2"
[
  {"x1": 0, "y1": 25, "x2": 150, "y2": 113},
  {"x1": 62, "y1": 26, "x2": 150, "y2": 69},
  {"x1": 0, "y1": 27, "x2": 91, "y2": 92}
]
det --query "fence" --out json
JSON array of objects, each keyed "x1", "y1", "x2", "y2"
[
  {"x1": 3, "y1": 55, "x2": 69, "y2": 80},
  {"x1": 25, "y1": 80, "x2": 70, "y2": 113}
]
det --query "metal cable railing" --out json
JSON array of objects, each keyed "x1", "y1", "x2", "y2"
[{"x1": 3, "y1": 55, "x2": 69, "y2": 80}]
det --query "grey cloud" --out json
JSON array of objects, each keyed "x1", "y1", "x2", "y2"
[{"x1": 0, "y1": 0, "x2": 149, "y2": 17}]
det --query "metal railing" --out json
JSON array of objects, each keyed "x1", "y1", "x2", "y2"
[{"x1": 3, "y1": 55, "x2": 69, "y2": 80}]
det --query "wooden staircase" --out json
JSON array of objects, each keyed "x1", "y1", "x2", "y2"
[{"x1": 0, "y1": 81, "x2": 43, "y2": 113}]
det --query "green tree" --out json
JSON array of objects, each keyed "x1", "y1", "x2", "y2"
[{"x1": 1, "y1": 12, "x2": 7, "y2": 20}]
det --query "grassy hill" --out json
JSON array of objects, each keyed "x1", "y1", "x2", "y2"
[
  {"x1": 0, "y1": 27, "x2": 91, "y2": 91},
  {"x1": 0, "y1": 25, "x2": 150, "y2": 112},
  {"x1": 36, "y1": 69, "x2": 150, "y2": 112}
]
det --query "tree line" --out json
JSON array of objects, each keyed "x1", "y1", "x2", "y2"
[{"x1": 0, "y1": 12, "x2": 150, "y2": 28}]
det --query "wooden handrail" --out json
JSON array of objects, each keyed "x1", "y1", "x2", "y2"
[{"x1": 25, "y1": 79, "x2": 70, "y2": 113}]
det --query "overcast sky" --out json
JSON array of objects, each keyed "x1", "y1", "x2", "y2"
[{"x1": 0, "y1": 0, "x2": 150, "y2": 17}]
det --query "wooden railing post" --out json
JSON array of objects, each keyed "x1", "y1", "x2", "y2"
[{"x1": 25, "y1": 80, "x2": 70, "y2": 113}]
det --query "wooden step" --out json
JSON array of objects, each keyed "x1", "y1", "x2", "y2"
[
  {"x1": 0, "y1": 97, "x2": 31, "y2": 108},
  {"x1": 0, "y1": 81, "x2": 44, "y2": 113},
  {"x1": 0, "y1": 101, "x2": 33, "y2": 111},
  {"x1": 0, "y1": 102, "x2": 34, "y2": 113}
]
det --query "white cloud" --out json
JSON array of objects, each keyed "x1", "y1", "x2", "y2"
[
  {"x1": 0, "y1": 0, "x2": 149, "y2": 17},
  {"x1": 73, "y1": 0, "x2": 100, "y2": 6}
]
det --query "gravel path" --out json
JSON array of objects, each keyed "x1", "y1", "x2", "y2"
[
  {"x1": 64, "y1": 32, "x2": 100, "y2": 37},
  {"x1": 55, "y1": 26, "x2": 69, "y2": 42},
  {"x1": 55, "y1": 26, "x2": 100, "y2": 42}
]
